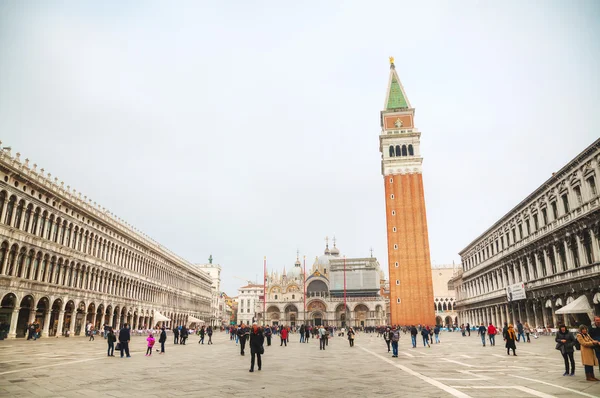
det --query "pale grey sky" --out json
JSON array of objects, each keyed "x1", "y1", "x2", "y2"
[{"x1": 1, "y1": 1, "x2": 599, "y2": 295}]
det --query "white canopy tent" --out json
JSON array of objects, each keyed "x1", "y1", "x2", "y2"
[
  {"x1": 555, "y1": 295, "x2": 594, "y2": 321},
  {"x1": 153, "y1": 311, "x2": 170, "y2": 322},
  {"x1": 188, "y1": 315, "x2": 205, "y2": 325}
]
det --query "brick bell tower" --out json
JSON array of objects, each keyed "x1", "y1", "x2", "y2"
[{"x1": 379, "y1": 57, "x2": 435, "y2": 326}]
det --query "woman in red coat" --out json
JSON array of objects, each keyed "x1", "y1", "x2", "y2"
[{"x1": 280, "y1": 326, "x2": 288, "y2": 347}]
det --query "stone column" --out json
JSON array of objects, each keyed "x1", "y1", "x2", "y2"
[
  {"x1": 504, "y1": 304, "x2": 510, "y2": 326},
  {"x1": 525, "y1": 302, "x2": 532, "y2": 327},
  {"x1": 28, "y1": 308, "x2": 36, "y2": 324},
  {"x1": 517, "y1": 302, "x2": 523, "y2": 324},
  {"x1": 541, "y1": 302, "x2": 548, "y2": 328},
  {"x1": 56, "y1": 310, "x2": 65, "y2": 336},
  {"x1": 8, "y1": 308, "x2": 20, "y2": 338},
  {"x1": 68, "y1": 312, "x2": 76, "y2": 336},
  {"x1": 590, "y1": 226, "x2": 600, "y2": 263},
  {"x1": 550, "y1": 301, "x2": 558, "y2": 328},
  {"x1": 542, "y1": 247, "x2": 551, "y2": 276},
  {"x1": 576, "y1": 232, "x2": 587, "y2": 266},
  {"x1": 551, "y1": 244, "x2": 560, "y2": 273},
  {"x1": 0, "y1": 250, "x2": 8, "y2": 275},
  {"x1": 42, "y1": 310, "x2": 51, "y2": 337}
]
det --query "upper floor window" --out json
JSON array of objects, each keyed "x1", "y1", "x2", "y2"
[
  {"x1": 561, "y1": 194, "x2": 569, "y2": 214},
  {"x1": 587, "y1": 176, "x2": 597, "y2": 196},
  {"x1": 518, "y1": 225, "x2": 523, "y2": 240},
  {"x1": 541, "y1": 208, "x2": 548, "y2": 225},
  {"x1": 512, "y1": 229, "x2": 517, "y2": 243},
  {"x1": 389, "y1": 146, "x2": 395, "y2": 157},
  {"x1": 525, "y1": 220, "x2": 530, "y2": 235},
  {"x1": 551, "y1": 202, "x2": 558, "y2": 220},
  {"x1": 533, "y1": 214, "x2": 539, "y2": 230},
  {"x1": 574, "y1": 186, "x2": 583, "y2": 206},
  {"x1": 408, "y1": 144, "x2": 414, "y2": 156}
]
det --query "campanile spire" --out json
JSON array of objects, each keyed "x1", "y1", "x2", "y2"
[{"x1": 379, "y1": 58, "x2": 434, "y2": 326}]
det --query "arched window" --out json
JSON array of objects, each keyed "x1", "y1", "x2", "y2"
[
  {"x1": 389, "y1": 146, "x2": 394, "y2": 157},
  {"x1": 23, "y1": 204, "x2": 32, "y2": 232},
  {"x1": 402, "y1": 145, "x2": 407, "y2": 156},
  {"x1": 47, "y1": 215, "x2": 54, "y2": 240},
  {"x1": 5, "y1": 195, "x2": 16, "y2": 225},
  {"x1": 408, "y1": 144, "x2": 414, "y2": 156},
  {"x1": 66, "y1": 223, "x2": 73, "y2": 247},
  {"x1": 31, "y1": 208, "x2": 40, "y2": 235},
  {"x1": 14, "y1": 200, "x2": 25, "y2": 229},
  {"x1": 395, "y1": 145, "x2": 401, "y2": 157},
  {"x1": 0, "y1": 191, "x2": 5, "y2": 219},
  {"x1": 39, "y1": 211, "x2": 47, "y2": 238}
]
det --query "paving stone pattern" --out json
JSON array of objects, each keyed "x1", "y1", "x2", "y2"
[{"x1": 0, "y1": 331, "x2": 599, "y2": 397}]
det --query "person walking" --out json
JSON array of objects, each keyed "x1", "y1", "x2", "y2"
[
  {"x1": 264, "y1": 325, "x2": 272, "y2": 346},
  {"x1": 516, "y1": 321, "x2": 526, "y2": 343},
  {"x1": 555, "y1": 324, "x2": 575, "y2": 376},
  {"x1": 466, "y1": 322, "x2": 471, "y2": 337},
  {"x1": 173, "y1": 326, "x2": 179, "y2": 344},
  {"x1": 248, "y1": 323, "x2": 264, "y2": 372},
  {"x1": 299, "y1": 325, "x2": 305, "y2": 343},
  {"x1": 524, "y1": 322, "x2": 532, "y2": 343},
  {"x1": 199, "y1": 326, "x2": 205, "y2": 344},
  {"x1": 391, "y1": 327, "x2": 400, "y2": 357},
  {"x1": 576, "y1": 324, "x2": 600, "y2": 381},
  {"x1": 118, "y1": 324, "x2": 131, "y2": 358},
  {"x1": 383, "y1": 327, "x2": 392, "y2": 352},
  {"x1": 410, "y1": 325, "x2": 418, "y2": 348},
  {"x1": 421, "y1": 327, "x2": 431, "y2": 348},
  {"x1": 347, "y1": 327, "x2": 355, "y2": 347},
  {"x1": 504, "y1": 324, "x2": 517, "y2": 356},
  {"x1": 433, "y1": 325, "x2": 441, "y2": 344},
  {"x1": 88, "y1": 325, "x2": 95, "y2": 341},
  {"x1": 305, "y1": 325, "x2": 310, "y2": 343},
  {"x1": 146, "y1": 333, "x2": 155, "y2": 356},
  {"x1": 318, "y1": 325, "x2": 327, "y2": 350},
  {"x1": 107, "y1": 328, "x2": 116, "y2": 357},
  {"x1": 207, "y1": 326, "x2": 213, "y2": 345},
  {"x1": 180, "y1": 326, "x2": 188, "y2": 345},
  {"x1": 238, "y1": 324, "x2": 249, "y2": 356},
  {"x1": 280, "y1": 326, "x2": 288, "y2": 347},
  {"x1": 478, "y1": 323, "x2": 486, "y2": 347},
  {"x1": 487, "y1": 322, "x2": 497, "y2": 346},
  {"x1": 158, "y1": 326, "x2": 166, "y2": 354}
]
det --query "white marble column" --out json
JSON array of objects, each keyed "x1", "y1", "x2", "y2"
[
  {"x1": 42, "y1": 310, "x2": 51, "y2": 337},
  {"x1": 56, "y1": 310, "x2": 65, "y2": 337},
  {"x1": 8, "y1": 308, "x2": 20, "y2": 338}
]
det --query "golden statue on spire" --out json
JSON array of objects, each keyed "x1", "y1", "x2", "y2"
[{"x1": 389, "y1": 56, "x2": 395, "y2": 65}]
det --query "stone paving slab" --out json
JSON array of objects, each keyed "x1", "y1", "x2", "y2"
[{"x1": 0, "y1": 331, "x2": 600, "y2": 397}]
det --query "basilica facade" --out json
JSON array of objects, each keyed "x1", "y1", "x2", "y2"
[
  {"x1": 0, "y1": 145, "x2": 213, "y2": 338},
  {"x1": 256, "y1": 241, "x2": 388, "y2": 328}
]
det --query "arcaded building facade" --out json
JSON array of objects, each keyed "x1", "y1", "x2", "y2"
[
  {"x1": 455, "y1": 139, "x2": 600, "y2": 329},
  {"x1": 379, "y1": 58, "x2": 435, "y2": 326},
  {"x1": 0, "y1": 146, "x2": 212, "y2": 338}
]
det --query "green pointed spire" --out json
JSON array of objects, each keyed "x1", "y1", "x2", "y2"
[{"x1": 386, "y1": 75, "x2": 408, "y2": 110}]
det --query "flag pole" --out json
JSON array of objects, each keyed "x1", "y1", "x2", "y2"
[
  {"x1": 263, "y1": 256, "x2": 266, "y2": 327},
  {"x1": 303, "y1": 255, "x2": 306, "y2": 325},
  {"x1": 344, "y1": 255, "x2": 347, "y2": 326}
]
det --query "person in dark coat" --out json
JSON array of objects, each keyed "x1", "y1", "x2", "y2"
[
  {"x1": 504, "y1": 324, "x2": 517, "y2": 356},
  {"x1": 180, "y1": 326, "x2": 188, "y2": 345},
  {"x1": 589, "y1": 316, "x2": 600, "y2": 373},
  {"x1": 248, "y1": 323, "x2": 264, "y2": 372},
  {"x1": 107, "y1": 328, "x2": 116, "y2": 356},
  {"x1": 410, "y1": 326, "x2": 418, "y2": 348},
  {"x1": 421, "y1": 327, "x2": 431, "y2": 347},
  {"x1": 555, "y1": 324, "x2": 575, "y2": 376},
  {"x1": 159, "y1": 326, "x2": 167, "y2": 354},
  {"x1": 264, "y1": 325, "x2": 272, "y2": 346},
  {"x1": 238, "y1": 324, "x2": 249, "y2": 355},
  {"x1": 207, "y1": 326, "x2": 213, "y2": 345},
  {"x1": 173, "y1": 326, "x2": 179, "y2": 344},
  {"x1": 118, "y1": 324, "x2": 131, "y2": 358}
]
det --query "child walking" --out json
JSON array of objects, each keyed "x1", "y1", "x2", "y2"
[{"x1": 146, "y1": 333, "x2": 155, "y2": 356}]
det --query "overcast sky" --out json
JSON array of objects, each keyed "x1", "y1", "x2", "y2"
[{"x1": 1, "y1": 1, "x2": 598, "y2": 295}]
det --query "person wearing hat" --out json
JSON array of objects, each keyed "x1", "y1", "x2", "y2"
[{"x1": 249, "y1": 323, "x2": 264, "y2": 372}]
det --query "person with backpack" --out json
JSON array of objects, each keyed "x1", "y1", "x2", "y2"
[
  {"x1": 107, "y1": 327, "x2": 116, "y2": 356},
  {"x1": 478, "y1": 323, "x2": 486, "y2": 347},
  {"x1": 421, "y1": 326, "x2": 431, "y2": 348},
  {"x1": 576, "y1": 324, "x2": 600, "y2": 381},
  {"x1": 391, "y1": 327, "x2": 400, "y2": 357},
  {"x1": 383, "y1": 327, "x2": 392, "y2": 352},
  {"x1": 145, "y1": 333, "x2": 156, "y2": 356},
  {"x1": 555, "y1": 324, "x2": 575, "y2": 376}
]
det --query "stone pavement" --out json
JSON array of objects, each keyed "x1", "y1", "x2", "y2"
[{"x1": 0, "y1": 331, "x2": 599, "y2": 397}]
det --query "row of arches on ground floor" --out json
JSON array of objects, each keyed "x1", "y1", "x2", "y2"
[
  {"x1": 257, "y1": 302, "x2": 386, "y2": 327},
  {"x1": 0, "y1": 291, "x2": 199, "y2": 338},
  {"x1": 459, "y1": 291, "x2": 600, "y2": 329},
  {"x1": 435, "y1": 315, "x2": 459, "y2": 327}
]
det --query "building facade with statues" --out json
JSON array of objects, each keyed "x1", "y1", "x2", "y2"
[
  {"x1": 431, "y1": 264, "x2": 459, "y2": 327},
  {"x1": 256, "y1": 240, "x2": 388, "y2": 328},
  {"x1": 0, "y1": 144, "x2": 213, "y2": 339},
  {"x1": 453, "y1": 139, "x2": 600, "y2": 329}
]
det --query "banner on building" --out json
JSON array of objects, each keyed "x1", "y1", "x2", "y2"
[{"x1": 506, "y1": 283, "x2": 526, "y2": 301}]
